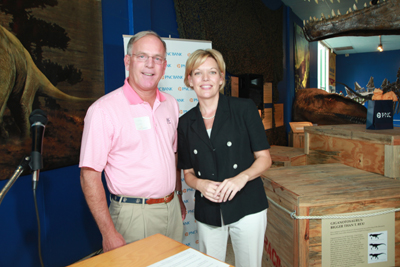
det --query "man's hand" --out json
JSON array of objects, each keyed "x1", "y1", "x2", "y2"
[
  {"x1": 177, "y1": 194, "x2": 187, "y2": 221},
  {"x1": 102, "y1": 230, "x2": 126, "y2": 252}
]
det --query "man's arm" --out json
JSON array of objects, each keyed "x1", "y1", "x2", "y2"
[
  {"x1": 175, "y1": 154, "x2": 186, "y2": 220},
  {"x1": 80, "y1": 167, "x2": 126, "y2": 252}
]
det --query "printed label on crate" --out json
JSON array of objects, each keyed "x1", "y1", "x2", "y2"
[{"x1": 321, "y1": 210, "x2": 395, "y2": 267}]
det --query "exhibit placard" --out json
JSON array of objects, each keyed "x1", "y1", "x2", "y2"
[{"x1": 322, "y1": 210, "x2": 395, "y2": 267}]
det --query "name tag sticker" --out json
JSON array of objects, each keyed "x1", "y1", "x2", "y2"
[{"x1": 134, "y1": 116, "x2": 151, "y2": 131}]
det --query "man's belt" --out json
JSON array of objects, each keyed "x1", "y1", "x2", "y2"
[{"x1": 110, "y1": 192, "x2": 174, "y2": 204}]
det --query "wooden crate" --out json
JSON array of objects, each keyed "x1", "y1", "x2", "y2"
[
  {"x1": 269, "y1": 145, "x2": 306, "y2": 168},
  {"x1": 262, "y1": 163, "x2": 400, "y2": 267},
  {"x1": 304, "y1": 124, "x2": 400, "y2": 179},
  {"x1": 288, "y1": 132, "x2": 305, "y2": 148}
]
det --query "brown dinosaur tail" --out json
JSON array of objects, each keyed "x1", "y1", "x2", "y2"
[{"x1": 28, "y1": 50, "x2": 97, "y2": 102}]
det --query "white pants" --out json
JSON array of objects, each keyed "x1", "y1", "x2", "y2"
[{"x1": 197, "y1": 209, "x2": 267, "y2": 267}]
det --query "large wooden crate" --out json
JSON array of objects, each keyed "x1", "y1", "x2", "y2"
[
  {"x1": 262, "y1": 163, "x2": 400, "y2": 267},
  {"x1": 304, "y1": 124, "x2": 400, "y2": 179},
  {"x1": 269, "y1": 145, "x2": 306, "y2": 168}
]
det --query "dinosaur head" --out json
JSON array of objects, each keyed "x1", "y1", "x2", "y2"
[
  {"x1": 303, "y1": 0, "x2": 400, "y2": 42},
  {"x1": 293, "y1": 88, "x2": 367, "y2": 125}
]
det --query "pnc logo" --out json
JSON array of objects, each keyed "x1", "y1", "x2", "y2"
[
  {"x1": 159, "y1": 87, "x2": 172, "y2": 91},
  {"x1": 188, "y1": 230, "x2": 197, "y2": 235},
  {"x1": 187, "y1": 53, "x2": 191, "y2": 56},
  {"x1": 164, "y1": 75, "x2": 183, "y2": 79},
  {"x1": 189, "y1": 98, "x2": 199, "y2": 102},
  {"x1": 377, "y1": 112, "x2": 391, "y2": 119},
  {"x1": 177, "y1": 64, "x2": 186, "y2": 68},
  {"x1": 167, "y1": 52, "x2": 182, "y2": 56}
]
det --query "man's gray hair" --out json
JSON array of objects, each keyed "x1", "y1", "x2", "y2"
[{"x1": 126, "y1": 31, "x2": 167, "y2": 56}]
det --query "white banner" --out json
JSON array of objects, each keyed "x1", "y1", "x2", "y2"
[{"x1": 123, "y1": 35, "x2": 212, "y2": 249}]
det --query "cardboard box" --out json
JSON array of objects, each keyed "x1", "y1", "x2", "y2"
[{"x1": 262, "y1": 163, "x2": 400, "y2": 266}]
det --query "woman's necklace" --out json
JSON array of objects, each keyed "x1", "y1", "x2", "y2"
[{"x1": 202, "y1": 114, "x2": 215, "y2": 120}]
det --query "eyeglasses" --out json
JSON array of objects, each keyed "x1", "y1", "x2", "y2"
[{"x1": 130, "y1": 53, "x2": 165, "y2": 65}]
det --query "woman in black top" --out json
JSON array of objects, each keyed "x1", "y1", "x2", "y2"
[{"x1": 178, "y1": 49, "x2": 272, "y2": 267}]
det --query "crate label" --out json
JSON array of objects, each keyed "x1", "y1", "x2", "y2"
[{"x1": 321, "y1": 210, "x2": 395, "y2": 267}]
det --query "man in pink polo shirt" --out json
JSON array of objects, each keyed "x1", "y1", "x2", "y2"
[{"x1": 79, "y1": 31, "x2": 185, "y2": 252}]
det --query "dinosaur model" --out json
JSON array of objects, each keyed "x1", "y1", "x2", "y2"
[
  {"x1": 303, "y1": 0, "x2": 400, "y2": 41},
  {"x1": 338, "y1": 68, "x2": 400, "y2": 112},
  {"x1": 0, "y1": 25, "x2": 92, "y2": 140},
  {"x1": 292, "y1": 88, "x2": 367, "y2": 125}
]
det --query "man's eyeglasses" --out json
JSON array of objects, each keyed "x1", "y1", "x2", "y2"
[{"x1": 130, "y1": 53, "x2": 165, "y2": 65}]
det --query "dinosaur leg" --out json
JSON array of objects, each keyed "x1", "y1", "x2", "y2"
[
  {"x1": 0, "y1": 52, "x2": 16, "y2": 140},
  {"x1": 18, "y1": 68, "x2": 38, "y2": 139}
]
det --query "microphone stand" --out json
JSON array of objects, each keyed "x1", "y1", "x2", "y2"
[{"x1": 0, "y1": 156, "x2": 31, "y2": 205}]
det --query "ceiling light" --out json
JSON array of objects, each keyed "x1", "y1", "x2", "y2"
[{"x1": 377, "y1": 35, "x2": 383, "y2": 52}]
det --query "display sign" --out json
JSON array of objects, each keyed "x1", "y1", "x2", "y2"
[{"x1": 322, "y1": 210, "x2": 395, "y2": 266}]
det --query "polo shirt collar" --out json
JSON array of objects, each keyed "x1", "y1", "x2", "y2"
[{"x1": 122, "y1": 78, "x2": 166, "y2": 105}]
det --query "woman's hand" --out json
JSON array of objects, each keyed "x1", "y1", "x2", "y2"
[
  {"x1": 214, "y1": 175, "x2": 248, "y2": 202},
  {"x1": 197, "y1": 179, "x2": 222, "y2": 203}
]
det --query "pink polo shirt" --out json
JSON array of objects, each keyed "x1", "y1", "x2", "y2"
[{"x1": 79, "y1": 79, "x2": 179, "y2": 198}]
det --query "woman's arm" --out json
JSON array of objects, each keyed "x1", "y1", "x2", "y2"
[{"x1": 214, "y1": 149, "x2": 271, "y2": 202}]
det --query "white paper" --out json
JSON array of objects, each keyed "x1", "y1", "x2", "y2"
[{"x1": 148, "y1": 248, "x2": 230, "y2": 267}]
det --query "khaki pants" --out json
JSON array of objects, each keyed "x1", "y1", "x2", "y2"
[{"x1": 109, "y1": 194, "x2": 183, "y2": 243}]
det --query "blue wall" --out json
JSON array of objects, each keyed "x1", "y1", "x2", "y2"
[
  {"x1": 0, "y1": 0, "x2": 303, "y2": 266},
  {"x1": 336, "y1": 49, "x2": 400, "y2": 126}
]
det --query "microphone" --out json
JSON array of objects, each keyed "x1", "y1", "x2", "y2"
[{"x1": 28, "y1": 109, "x2": 48, "y2": 189}]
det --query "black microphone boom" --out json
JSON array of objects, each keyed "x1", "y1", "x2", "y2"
[{"x1": 29, "y1": 109, "x2": 48, "y2": 172}]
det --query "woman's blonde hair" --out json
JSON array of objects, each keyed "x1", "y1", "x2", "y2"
[{"x1": 184, "y1": 49, "x2": 226, "y2": 91}]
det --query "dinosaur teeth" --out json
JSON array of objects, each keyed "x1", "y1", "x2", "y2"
[
  {"x1": 349, "y1": 7, "x2": 353, "y2": 12},
  {"x1": 353, "y1": 4, "x2": 358, "y2": 10},
  {"x1": 303, "y1": 20, "x2": 306, "y2": 26},
  {"x1": 332, "y1": 9, "x2": 336, "y2": 16},
  {"x1": 337, "y1": 9, "x2": 341, "y2": 15},
  {"x1": 355, "y1": 0, "x2": 358, "y2": 3},
  {"x1": 315, "y1": 0, "x2": 318, "y2": 4},
  {"x1": 337, "y1": 0, "x2": 340, "y2": 2},
  {"x1": 321, "y1": 13, "x2": 326, "y2": 19}
]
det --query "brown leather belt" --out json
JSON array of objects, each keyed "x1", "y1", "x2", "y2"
[{"x1": 110, "y1": 192, "x2": 174, "y2": 205}]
